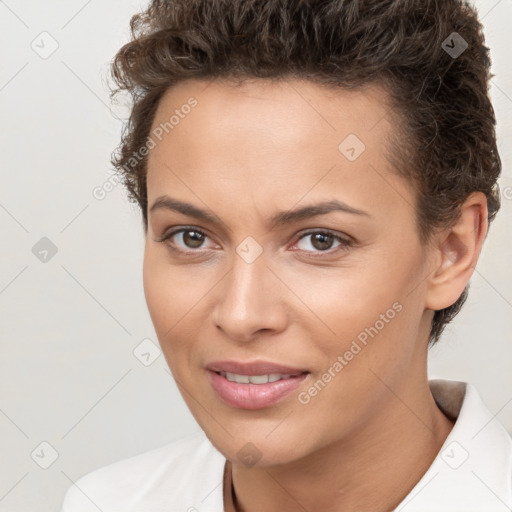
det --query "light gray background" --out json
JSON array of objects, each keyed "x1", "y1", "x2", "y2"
[{"x1": 0, "y1": 1, "x2": 510, "y2": 510}]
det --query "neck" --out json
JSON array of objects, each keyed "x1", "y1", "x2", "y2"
[{"x1": 230, "y1": 374, "x2": 454, "y2": 512}]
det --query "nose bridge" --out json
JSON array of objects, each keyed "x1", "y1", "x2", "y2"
[
  {"x1": 223, "y1": 250, "x2": 271, "y2": 316},
  {"x1": 214, "y1": 248, "x2": 286, "y2": 340}
]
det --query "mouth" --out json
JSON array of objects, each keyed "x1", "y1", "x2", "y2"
[
  {"x1": 205, "y1": 360, "x2": 310, "y2": 409},
  {"x1": 213, "y1": 370, "x2": 306, "y2": 384}
]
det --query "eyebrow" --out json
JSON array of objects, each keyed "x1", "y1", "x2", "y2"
[{"x1": 149, "y1": 195, "x2": 371, "y2": 229}]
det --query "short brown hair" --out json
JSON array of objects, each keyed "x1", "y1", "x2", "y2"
[{"x1": 109, "y1": 0, "x2": 501, "y2": 345}]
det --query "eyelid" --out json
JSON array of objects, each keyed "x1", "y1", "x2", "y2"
[
  {"x1": 156, "y1": 225, "x2": 208, "y2": 242},
  {"x1": 295, "y1": 228, "x2": 353, "y2": 243}
]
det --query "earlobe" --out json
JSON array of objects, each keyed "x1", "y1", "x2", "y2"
[{"x1": 425, "y1": 192, "x2": 488, "y2": 311}]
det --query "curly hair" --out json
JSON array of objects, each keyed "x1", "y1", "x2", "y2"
[{"x1": 109, "y1": 0, "x2": 501, "y2": 345}]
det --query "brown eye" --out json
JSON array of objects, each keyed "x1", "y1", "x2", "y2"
[
  {"x1": 181, "y1": 230, "x2": 205, "y2": 249},
  {"x1": 158, "y1": 227, "x2": 212, "y2": 252},
  {"x1": 295, "y1": 230, "x2": 352, "y2": 254},
  {"x1": 310, "y1": 232, "x2": 334, "y2": 251}
]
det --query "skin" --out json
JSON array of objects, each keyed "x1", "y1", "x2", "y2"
[{"x1": 142, "y1": 78, "x2": 488, "y2": 512}]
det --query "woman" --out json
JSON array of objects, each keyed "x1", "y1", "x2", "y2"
[{"x1": 61, "y1": 0, "x2": 512, "y2": 510}]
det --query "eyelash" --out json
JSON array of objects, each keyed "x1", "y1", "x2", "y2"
[{"x1": 156, "y1": 226, "x2": 354, "y2": 257}]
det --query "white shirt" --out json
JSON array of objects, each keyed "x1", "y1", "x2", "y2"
[{"x1": 61, "y1": 379, "x2": 512, "y2": 511}]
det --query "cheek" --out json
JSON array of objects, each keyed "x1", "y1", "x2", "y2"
[
  {"x1": 281, "y1": 247, "x2": 423, "y2": 363},
  {"x1": 142, "y1": 249, "x2": 195, "y2": 348},
  {"x1": 278, "y1": 258, "x2": 405, "y2": 333},
  {"x1": 142, "y1": 247, "x2": 221, "y2": 366},
  {"x1": 143, "y1": 250, "x2": 171, "y2": 333},
  {"x1": 290, "y1": 267, "x2": 421, "y2": 430}
]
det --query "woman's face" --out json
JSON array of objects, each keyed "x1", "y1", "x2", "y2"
[{"x1": 143, "y1": 78, "x2": 435, "y2": 466}]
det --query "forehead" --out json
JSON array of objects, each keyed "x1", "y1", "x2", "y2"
[
  {"x1": 146, "y1": 78, "x2": 413, "y2": 227},
  {"x1": 150, "y1": 77, "x2": 395, "y2": 153}
]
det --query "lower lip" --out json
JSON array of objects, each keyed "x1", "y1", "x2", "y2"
[{"x1": 207, "y1": 370, "x2": 309, "y2": 410}]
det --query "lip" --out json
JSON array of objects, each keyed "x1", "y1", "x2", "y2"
[
  {"x1": 205, "y1": 360, "x2": 309, "y2": 376},
  {"x1": 205, "y1": 360, "x2": 310, "y2": 410}
]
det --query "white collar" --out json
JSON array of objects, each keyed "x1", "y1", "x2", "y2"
[{"x1": 394, "y1": 379, "x2": 512, "y2": 511}]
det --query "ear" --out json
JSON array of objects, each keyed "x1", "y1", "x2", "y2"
[{"x1": 425, "y1": 192, "x2": 488, "y2": 311}]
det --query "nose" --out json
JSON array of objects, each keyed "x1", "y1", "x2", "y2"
[{"x1": 212, "y1": 252, "x2": 288, "y2": 342}]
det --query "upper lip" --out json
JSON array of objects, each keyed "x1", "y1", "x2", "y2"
[{"x1": 206, "y1": 360, "x2": 309, "y2": 376}]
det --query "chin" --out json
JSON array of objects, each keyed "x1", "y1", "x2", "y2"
[{"x1": 203, "y1": 426, "x2": 313, "y2": 468}]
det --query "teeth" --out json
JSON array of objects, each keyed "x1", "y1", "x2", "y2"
[
  {"x1": 247, "y1": 374, "x2": 269, "y2": 384},
  {"x1": 226, "y1": 372, "x2": 249, "y2": 383},
  {"x1": 220, "y1": 372, "x2": 298, "y2": 384}
]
